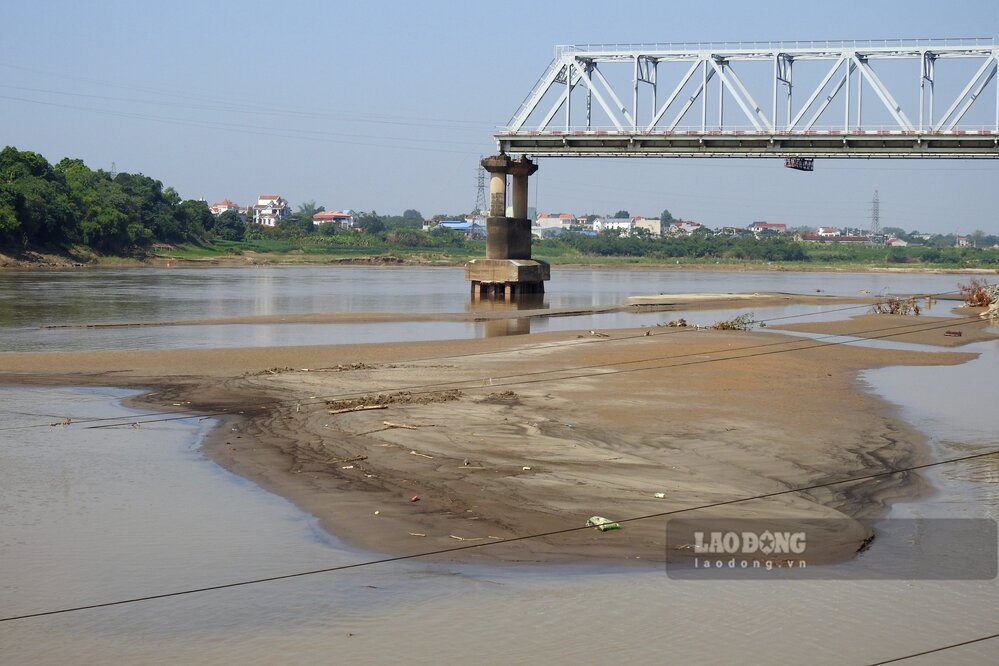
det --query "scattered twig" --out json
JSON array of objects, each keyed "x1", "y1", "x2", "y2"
[
  {"x1": 383, "y1": 421, "x2": 423, "y2": 430},
  {"x1": 449, "y1": 535, "x2": 483, "y2": 542},
  {"x1": 329, "y1": 405, "x2": 389, "y2": 415},
  {"x1": 409, "y1": 450, "x2": 433, "y2": 459},
  {"x1": 333, "y1": 455, "x2": 368, "y2": 464}
]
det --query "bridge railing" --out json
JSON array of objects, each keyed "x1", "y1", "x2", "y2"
[
  {"x1": 557, "y1": 37, "x2": 996, "y2": 55},
  {"x1": 498, "y1": 126, "x2": 999, "y2": 136}
]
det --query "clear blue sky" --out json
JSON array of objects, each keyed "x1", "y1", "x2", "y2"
[{"x1": 2, "y1": 0, "x2": 997, "y2": 233}]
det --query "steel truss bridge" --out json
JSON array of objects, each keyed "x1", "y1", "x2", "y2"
[{"x1": 496, "y1": 39, "x2": 999, "y2": 158}]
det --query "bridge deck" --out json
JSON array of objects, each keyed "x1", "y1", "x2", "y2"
[{"x1": 496, "y1": 129, "x2": 999, "y2": 158}]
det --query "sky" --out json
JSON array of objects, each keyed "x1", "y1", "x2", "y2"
[{"x1": 1, "y1": 0, "x2": 997, "y2": 234}]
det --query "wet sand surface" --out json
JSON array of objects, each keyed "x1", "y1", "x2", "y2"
[
  {"x1": 774, "y1": 311, "x2": 999, "y2": 348},
  {"x1": 2, "y1": 307, "x2": 986, "y2": 566}
]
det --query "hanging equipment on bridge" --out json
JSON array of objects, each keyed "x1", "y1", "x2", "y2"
[{"x1": 784, "y1": 157, "x2": 814, "y2": 171}]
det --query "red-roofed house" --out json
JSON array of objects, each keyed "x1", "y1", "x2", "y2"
[
  {"x1": 313, "y1": 211, "x2": 355, "y2": 229},
  {"x1": 748, "y1": 222, "x2": 787, "y2": 234},
  {"x1": 209, "y1": 198, "x2": 239, "y2": 217},
  {"x1": 666, "y1": 220, "x2": 703, "y2": 235}
]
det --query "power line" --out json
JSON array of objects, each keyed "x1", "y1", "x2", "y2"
[
  {"x1": 2, "y1": 446, "x2": 996, "y2": 624},
  {"x1": 867, "y1": 631, "x2": 999, "y2": 665}
]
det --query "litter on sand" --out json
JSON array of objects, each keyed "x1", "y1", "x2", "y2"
[
  {"x1": 653, "y1": 492, "x2": 666, "y2": 499},
  {"x1": 586, "y1": 516, "x2": 622, "y2": 532}
]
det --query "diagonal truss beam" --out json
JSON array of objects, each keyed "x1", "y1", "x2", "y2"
[
  {"x1": 709, "y1": 59, "x2": 773, "y2": 132},
  {"x1": 803, "y1": 61, "x2": 856, "y2": 130},
  {"x1": 851, "y1": 56, "x2": 914, "y2": 130},
  {"x1": 570, "y1": 60, "x2": 624, "y2": 130},
  {"x1": 788, "y1": 57, "x2": 845, "y2": 130},
  {"x1": 647, "y1": 60, "x2": 700, "y2": 130},
  {"x1": 933, "y1": 55, "x2": 999, "y2": 131},
  {"x1": 535, "y1": 65, "x2": 581, "y2": 130},
  {"x1": 591, "y1": 65, "x2": 636, "y2": 128},
  {"x1": 667, "y1": 68, "x2": 715, "y2": 131}
]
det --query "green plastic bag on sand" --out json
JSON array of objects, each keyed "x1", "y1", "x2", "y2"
[{"x1": 586, "y1": 516, "x2": 621, "y2": 532}]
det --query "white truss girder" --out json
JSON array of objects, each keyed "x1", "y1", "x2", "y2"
[{"x1": 499, "y1": 39, "x2": 999, "y2": 158}]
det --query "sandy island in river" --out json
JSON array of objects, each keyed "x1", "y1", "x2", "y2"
[{"x1": 3, "y1": 295, "x2": 997, "y2": 567}]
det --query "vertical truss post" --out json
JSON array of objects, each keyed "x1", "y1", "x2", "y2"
[
  {"x1": 633, "y1": 56, "x2": 639, "y2": 131},
  {"x1": 779, "y1": 56, "x2": 793, "y2": 130},
  {"x1": 771, "y1": 54, "x2": 778, "y2": 131},
  {"x1": 701, "y1": 59, "x2": 708, "y2": 132},
  {"x1": 565, "y1": 63, "x2": 572, "y2": 131},
  {"x1": 652, "y1": 59, "x2": 658, "y2": 122},
  {"x1": 718, "y1": 61, "x2": 724, "y2": 128},
  {"x1": 845, "y1": 57, "x2": 851, "y2": 131},
  {"x1": 856, "y1": 60, "x2": 863, "y2": 131}
]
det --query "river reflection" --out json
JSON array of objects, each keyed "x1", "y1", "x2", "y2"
[{"x1": 467, "y1": 293, "x2": 547, "y2": 337}]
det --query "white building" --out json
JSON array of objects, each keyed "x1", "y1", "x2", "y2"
[
  {"x1": 596, "y1": 218, "x2": 636, "y2": 234},
  {"x1": 253, "y1": 195, "x2": 290, "y2": 226},
  {"x1": 536, "y1": 213, "x2": 576, "y2": 230}
]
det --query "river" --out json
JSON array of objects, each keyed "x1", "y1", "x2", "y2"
[{"x1": 1, "y1": 266, "x2": 996, "y2": 664}]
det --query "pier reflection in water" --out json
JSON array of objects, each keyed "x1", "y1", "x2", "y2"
[{"x1": 467, "y1": 292, "x2": 547, "y2": 337}]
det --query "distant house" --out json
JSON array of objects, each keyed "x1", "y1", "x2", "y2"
[
  {"x1": 437, "y1": 220, "x2": 485, "y2": 239},
  {"x1": 209, "y1": 198, "x2": 239, "y2": 217},
  {"x1": 666, "y1": 220, "x2": 703, "y2": 236},
  {"x1": 748, "y1": 222, "x2": 787, "y2": 234},
  {"x1": 253, "y1": 195, "x2": 290, "y2": 226},
  {"x1": 596, "y1": 218, "x2": 636, "y2": 234},
  {"x1": 885, "y1": 236, "x2": 909, "y2": 247},
  {"x1": 536, "y1": 213, "x2": 577, "y2": 230},
  {"x1": 313, "y1": 211, "x2": 355, "y2": 229},
  {"x1": 955, "y1": 235, "x2": 971, "y2": 247},
  {"x1": 717, "y1": 226, "x2": 746, "y2": 236},
  {"x1": 816, "y1": 226, "x2": 841, "y2": 237},
  {"x1": 801, "y1": 233, "x2": 872, "y2": 244},
  {"x1": 633, "y1": 217, "x2": 663, "y2": 236}
]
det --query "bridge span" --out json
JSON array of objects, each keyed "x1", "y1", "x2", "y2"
[{"x1": 495, "y1": 39, "x2": 999, "y2": 158}]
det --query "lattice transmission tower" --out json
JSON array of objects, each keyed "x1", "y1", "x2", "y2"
[
  {"x1": 474, "y1": 157, "x2": 486, "y2": 215},
  {"x1": 870, "y1": 190, "x2": 880, "y2": 236}
]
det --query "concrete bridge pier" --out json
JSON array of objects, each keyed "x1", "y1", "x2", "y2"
[{"x1": 465, "y1": 154, "x2": 549, "y2": 299}]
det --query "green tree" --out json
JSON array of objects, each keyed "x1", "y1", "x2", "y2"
[
  {"x1": 214, "y1": 209, "x2": 246, "y2": 241},
  {"x1": 660, "y1": 209, "x2": 674, "y2": 224},
  {"x1": 356, "y1": 211, "x2": 386, "y2": 235},
  {"x1": 402, "y1": 209, "x2": 423, "y2": 221},
  {"x1": 612, "y1": 210, "x2": 630, "y2": 219}
]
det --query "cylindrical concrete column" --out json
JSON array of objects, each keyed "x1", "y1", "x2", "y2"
[
  {"x1": 511, "y1": 173, "x2": 528, "y2": 219},
  {"x1": 508, "y1": 157, "x2": 538, "y2": 220},
  {"x1": 488, "y1": 171, "x2": 507, "y2": 217},
  {"x1": 481, "y1": 155, "x2": 513, "y2": 218}
]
